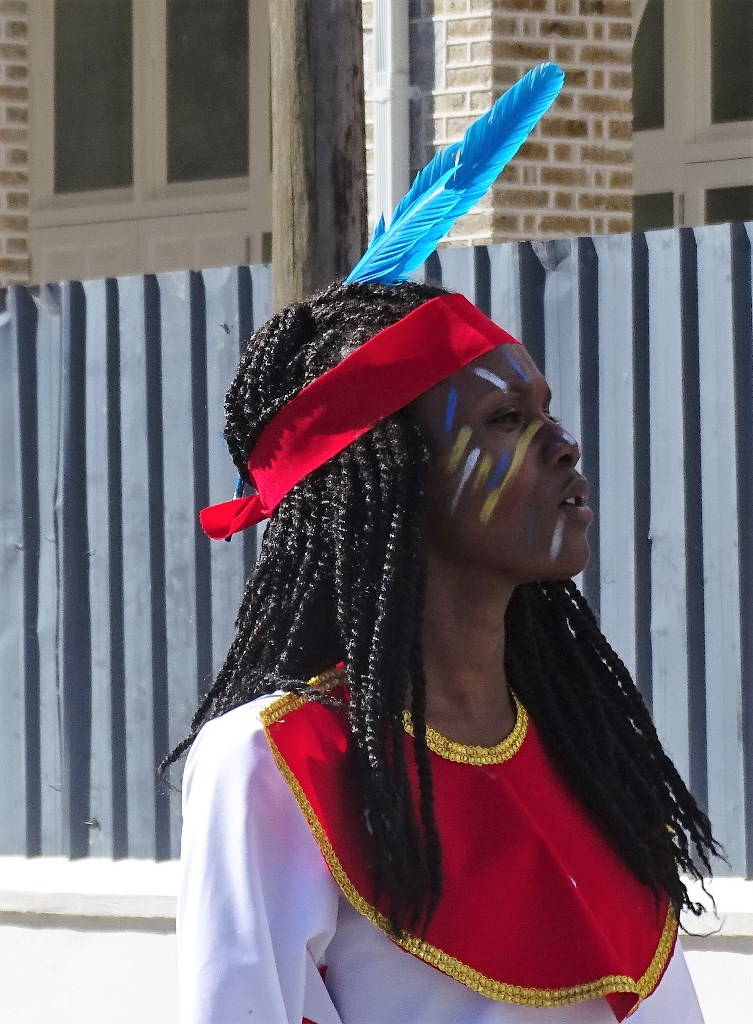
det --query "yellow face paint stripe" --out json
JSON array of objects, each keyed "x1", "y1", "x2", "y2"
[
  {"x1": 473, "y1": 454, "x2": 493, "y2": 492},
  {"x1": 446, "y1": 425, "x2": 473, "y2": 474},
  {"x1": 480, "y1": 421, "x2": 543, "y2": 524}
]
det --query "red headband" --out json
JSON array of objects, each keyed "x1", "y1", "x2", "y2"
[{"x1": 200, "y1": 293, "x2": 520, "y2": 540}]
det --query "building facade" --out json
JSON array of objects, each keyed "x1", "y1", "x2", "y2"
[{"x1": 0, "y1": 1, "x2": 750, "y2": 286}]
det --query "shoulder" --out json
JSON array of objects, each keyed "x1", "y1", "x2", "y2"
[
  {"x1": 182, "y1": 695, "x2": 289, "y2": 817},
  {"x1": 187, "y1": 693, "x2": 277, "y2": 764}
]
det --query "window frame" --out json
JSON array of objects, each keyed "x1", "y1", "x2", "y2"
[
  {"x1": 29, "y1": 0, "x2": 270, "y2": 255},
  {"x1": 633, "y1": 0, "x2": 753, "y2": 229}
]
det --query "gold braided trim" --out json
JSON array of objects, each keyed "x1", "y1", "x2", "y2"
[
  {"x1": 260, "y1": 680, "x2": 678, "y2": 1010},
  {"x1": 403, "y1": 692, "x2": 528, "y2": 765}
]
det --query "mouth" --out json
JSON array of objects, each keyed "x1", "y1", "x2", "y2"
[
  {"x1": 558, "y1": 478, "x2": 593, "y2": 523},
  {"x1": 559, "y1": 477, "x2": 589, "y2": 508}
]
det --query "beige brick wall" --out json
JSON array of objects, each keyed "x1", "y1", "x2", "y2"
[
  {"x1": 0, "y1": 0, "x2": 28, "y2": 285},
  {"x1": 432, "y1": 1, "x2": 496, "y2": 241},
  {"x1": 365, "y1": 0, "x2": 634, "y2": 245},
  {"x1": 488, "y1": 0, "x2": 633, "y2": 241}
]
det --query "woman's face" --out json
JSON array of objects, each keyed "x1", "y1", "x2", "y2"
[{"x1": 412, "y1": 343, "x2": 592, "y2": 584}]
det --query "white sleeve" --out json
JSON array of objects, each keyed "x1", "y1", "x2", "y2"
[
  {"x1": 177, "y1": 699, "x2": 344, "y2": 1024},
  {"x1": 628, "y1": 941, "x2": 705, "y2": 1024}
]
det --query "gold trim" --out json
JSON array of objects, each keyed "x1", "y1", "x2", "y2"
[
  {"x1": 403, "y1": 693, "x2": 528, "y2": 765},
  {"x1": 261, "y1": 677, "x2": 678, "y2": 1010}
]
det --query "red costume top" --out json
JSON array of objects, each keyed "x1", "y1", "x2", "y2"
[{"x1": 261, "y1": 670, "x2": 678, "y2": 1022}]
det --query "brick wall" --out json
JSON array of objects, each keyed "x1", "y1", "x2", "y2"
[
  {"x1": 429, "y1": 1, "x2": 498, "y2": 241},
  {"x1": 490, "y1": 0, "x2": 633, "y2": 241},
  {"x1": 365, "y1": 0, "x2": 634, "y2": 245},
  {"x1": 0, "y1": 0, "x2": 28, "y2": 285}
]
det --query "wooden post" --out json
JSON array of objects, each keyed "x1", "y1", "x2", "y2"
[{"x1": 270, "y1": 0, "x2": 368, "y2": 309}]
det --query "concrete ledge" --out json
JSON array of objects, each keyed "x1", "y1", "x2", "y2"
[
  {"x1": 1, "y1": 857, "x2": 751, "y2": 938},
  {"x1": 0, "y1": 856, "x2": 178, "y2": 921},
  {"x1": 680, "y1": 878, "x2": 753, "y2": 939}
]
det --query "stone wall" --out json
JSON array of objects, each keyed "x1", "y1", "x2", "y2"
[{"x1": 0, "y1": 0, "x2": 27, "y2": 285}]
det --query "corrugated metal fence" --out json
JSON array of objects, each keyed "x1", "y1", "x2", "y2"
[{"x1": 1, "y1": 224, "x2": 751, "y2": 873}]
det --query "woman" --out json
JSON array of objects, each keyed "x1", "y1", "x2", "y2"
[{"x1": 170, "y1": 279, "x2": 718, "y2": 1023}]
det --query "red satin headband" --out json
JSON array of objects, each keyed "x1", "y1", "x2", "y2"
[{"x1": 200, "y1": 293, "x2": 521, "y2": 541}]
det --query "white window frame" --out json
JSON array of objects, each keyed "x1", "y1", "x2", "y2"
[
  {"x1": 633, "y1": 0, "x2": 753, "y2": 228},
  {"x1": 29, "y1": 0, "x2": 271, "y2": 275},
  {"x1": 684, "y1": 159, "x2": 753, "y2": 227}
]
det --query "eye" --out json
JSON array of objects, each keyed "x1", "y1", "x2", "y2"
[
  {"x1": 545, "y1": 409, "x2": 560, "y2": 424},
  {"x1": 489, "y1": 408, "x2": 523, "y2": 427}
]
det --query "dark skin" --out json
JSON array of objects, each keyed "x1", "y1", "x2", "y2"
[{"x1": 411, "y1": 344, "x2": 592, "y2": 747}]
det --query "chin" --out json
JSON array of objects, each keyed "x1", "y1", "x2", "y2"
[{"x1": 540, "y1": 545, "x2": 590, "y2": 583}]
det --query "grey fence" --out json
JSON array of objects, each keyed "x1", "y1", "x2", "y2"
[{"x1": 1, "y1": 225, "x2": 751, "y2": 874}]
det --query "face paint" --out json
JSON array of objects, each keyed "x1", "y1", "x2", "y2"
[
  {"x1": 447, "y1": 425, "x2": 472, "y2": 474},
  {"x1": 444, "y1": 387, "x2": 458, "y2": 434},
  {"x1": 487, "y1": 450, "x2": 511, "y2": 492},
  {"x1": 451, "y1": 447, "x2": 481, "y2": 514},
  {"x1": 472, "y1": 367, "x2": 509, "y2": 392},
  {"x1": 472, "y1": 454, "x2": 493, "y2": 492},
  {"x1": 480, "y1": 421, "x2": 543, "y2": 525},
  {"x1": 549, "y1": 513, "x2": 565, "y2": 562},
  {"x1": 504, "y1": 349, "x2": 528, "y2": 382}
]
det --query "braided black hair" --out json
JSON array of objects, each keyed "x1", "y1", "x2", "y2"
[{"x1": 163, "y1": 279, "x2": 719, "y2": 935}]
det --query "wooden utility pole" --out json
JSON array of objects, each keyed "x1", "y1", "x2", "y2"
[{"x1": 270, "y1": 1, "x2": 368, "y2": 309}]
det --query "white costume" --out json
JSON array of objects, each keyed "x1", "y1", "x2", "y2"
[{"x1": 177, "y1": 696, "x2": 705, "y2": 1024}]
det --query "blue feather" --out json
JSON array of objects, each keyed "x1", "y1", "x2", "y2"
[
  {"x1": 389, "y1": 141, "x2": 462, "y2": 227},
  {"x1": 346, "y1": 63, "x2": 565, "y2": 285}
]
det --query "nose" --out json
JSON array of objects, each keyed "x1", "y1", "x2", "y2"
[{"x1": 540, "y1": 422, "x2": 580, "y2": 466}]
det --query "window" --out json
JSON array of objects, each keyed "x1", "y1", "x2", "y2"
[
  {"x1": 711, "y1": 0, "x2": 753, "y2": 123},
  {"x1": 54, "y1": 0, "x2": 133, "y2": 193},
  {"x1": 166, "y1": 0, "x2": 249, "y2": 183},
  {"x1": 30, "y1": 0, "x2": 271, "y2": 282},
  {"x1": 633, "y1": 192, "x2": 674, "y2": 232},
  {"x1": 706, "y1": 184, "x2": 753, "y2": 224},
  {"x1": 633, "y1": 0, "x2": 664, "y2": 132},
  {"x1": 633, "y1": 1, "x2": 753, "y2": 230}
]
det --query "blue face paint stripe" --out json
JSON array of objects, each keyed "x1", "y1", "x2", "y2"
[
  {"x1": 504, "y1": 349, "x2": 528, "y2": 382},
  {"x1": 486, "y1": 450, "x2": 511, "y2": 492},
  {"x1": 444, "y1": 387, "x2": 458, "y2": 434}
]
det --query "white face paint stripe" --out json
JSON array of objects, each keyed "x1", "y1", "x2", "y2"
[
  {"x1": 451, "y1": 447, "x2": 481, "y2": 514},
  {"x1": 549, "y1": 514, "x2": 565, "y2": 562},
  {"x1": 472, "y1": 367, "x2": 509, "y2": 392}
]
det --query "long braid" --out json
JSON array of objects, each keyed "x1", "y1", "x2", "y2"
[
  {"x1": 163, "y1": 279, "x2": 719, "y2": 934},
  {"x1": 506, "y1": 581, "x2": 721, "y2": 917},
  {"x1": 164, "y1": 281, "x2": 447, "y2": 933}
]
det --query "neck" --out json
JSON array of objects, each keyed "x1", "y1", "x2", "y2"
[{"x1": 420, "y1": 551, "x2": 516, "y2": 743}]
